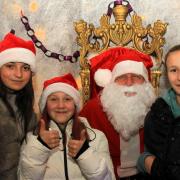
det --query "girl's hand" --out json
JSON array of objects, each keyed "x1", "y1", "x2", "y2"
[
  {"x1": 39, "y1": 119, "x2": 60, "y2": 149},
  {"x1": 68, "y1": 129, "x2": 86, "y2": 157},
  {"x1": 145, "y1": 155, "x2": 156, "y2": 174}
]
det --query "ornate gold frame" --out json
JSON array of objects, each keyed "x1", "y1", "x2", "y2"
[{"x1": 74, "y1": 4, "x2": 168, "y2": 103}]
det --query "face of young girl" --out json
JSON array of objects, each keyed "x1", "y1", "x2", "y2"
[
  {"x1": 166, "y1": 50, "x2": 180, "y2": 96},
  {"x1": 46, "y1": 91, "x2": 76, "y2": 124},
  {"x1": 0, "y1": 62, "x2": 32, "y2": 91}
]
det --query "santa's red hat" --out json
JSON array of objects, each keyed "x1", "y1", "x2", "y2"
[
  {"x1": 90, "y1": 47, "x2": 153, "y2": 87},
  {"x1": 0, "y1": 31, "x2": 36, "y2": 72},
  {"x1": 39, "y1": 73, "x2": 81, "y2": 113}
]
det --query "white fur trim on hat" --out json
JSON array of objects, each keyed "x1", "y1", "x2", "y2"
[
  {"x1": 39, "y1": 82, "x2": 81, "y2": 113},
  {"x1": 0, "y1": 48, "x2": 36, "y2": 72},
  {"x1": 94, "y1": 69, "x2": 112, "y2": 87},
  {"x1": 112, "y1": 60, "x2": 149, "y2": 82}
]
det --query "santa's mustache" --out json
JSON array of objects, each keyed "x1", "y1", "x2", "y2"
[{"x1": 100, "y1": 82, "x2": 156, "y2": 140}]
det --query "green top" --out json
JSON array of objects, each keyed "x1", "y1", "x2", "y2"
[{"x1": 162, "y1": 88, "x2": 180, "y2": 118}]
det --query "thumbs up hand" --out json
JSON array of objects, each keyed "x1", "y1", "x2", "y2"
[
  {"x1": 39, "y1": 119, "x2": 60, "y2": 149},
  {"x1": 68, "y1": 129, "x2": 87, "y2": 158}
]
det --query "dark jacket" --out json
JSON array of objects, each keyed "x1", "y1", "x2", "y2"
[
  {"x1": 0, "y1": 96, "x2": 37, "y2": 180},
  {"x1": 145, "y1": 97, "x2": 180, "y2": 180}
]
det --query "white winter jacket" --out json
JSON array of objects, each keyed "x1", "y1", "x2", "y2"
[{"x1": 18, "y1": 117, "x2": 115, "y2": 180}]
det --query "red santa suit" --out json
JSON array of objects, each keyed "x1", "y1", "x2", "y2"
[
  {"x1": 80, "y1": 47, "x2": 154, "y2": 179},
  {"x1": 80, "y1": 95, "x2": 144, "y2": 179}
]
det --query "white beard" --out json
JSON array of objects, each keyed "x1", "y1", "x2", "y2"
[{"x1": 100, "y1": 82, "x2": 156, "y2": 140}]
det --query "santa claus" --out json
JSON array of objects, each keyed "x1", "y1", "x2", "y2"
[{"x1": 80, "y1": 47, "x2": 156, "y2": 180}]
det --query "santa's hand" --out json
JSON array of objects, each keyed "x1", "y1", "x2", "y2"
[
  {"x1": 68, "y1": 129, "x2": 87, "y2": 158},
  {"x1": 39, "y1": 119, "x2": 60, "y2": 149}
]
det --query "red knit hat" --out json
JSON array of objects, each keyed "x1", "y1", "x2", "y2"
[
  {"x1": 39, "y1": 73, "x2": 81, "y2": 113},
  {"x1": 90, "y1": 47, "x2": 153, "y2": 87},
  {"x1": 0, "y1": 31, "x2": 36, "y2": 72}
]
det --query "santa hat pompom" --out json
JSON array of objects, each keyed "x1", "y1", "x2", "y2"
[{"x1": 94, "y1": 69, "x2": 112, "y2": 87}]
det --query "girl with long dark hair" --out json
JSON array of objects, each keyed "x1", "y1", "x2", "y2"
[
  {"x1": 0, "y1": 31, "x2": 37, "y2": 180},
  {"x1": 18, "y1": 73, "x2": 115, "y2": 180}
]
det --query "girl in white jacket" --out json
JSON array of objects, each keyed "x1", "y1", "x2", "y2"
[{"x1": 18, "y1": 73, "x2": 115, "y2": 180}]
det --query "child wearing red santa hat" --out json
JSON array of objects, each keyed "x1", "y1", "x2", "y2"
[
  {"x1": 80, "y1": 47, "x2": 156, "y2": 179},
  {"x1": 0, "y1": 30, "x2": 37, "y2": 180},
  {"x1": 18, "y1": 73, "x2": 116, "y2": 180}
]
